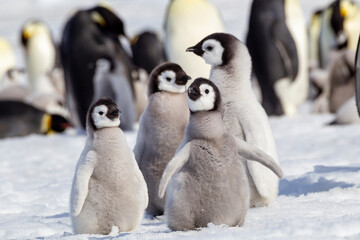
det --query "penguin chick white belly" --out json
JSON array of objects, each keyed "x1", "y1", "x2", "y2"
[{"x1": 166, "y1": 138, "x2": 249, "y2": 231}]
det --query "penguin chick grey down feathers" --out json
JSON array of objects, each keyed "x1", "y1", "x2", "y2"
[
  {"x1": 187, "y1": 33, "x2": 280, "y2": 207},
  {"x1": 70, "y1": 97, "x2": 148, "y2": 235},
  {"x1": 134, "y1": 62, "x2": 191, "y2": 217},
  {"x1": 158, "y1": 78, "x2": 283, "y2": 231}
]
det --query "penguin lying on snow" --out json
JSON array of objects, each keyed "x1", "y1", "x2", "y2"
[
  {"x1": 71, "y1": 97, "x2": 148, "y2": 235},
  {"x1": 164, "y1": 0, "x2": 224, "y2": 79},
  {"x1": 0, "y1": 100, "x2": 70, "y2": 138},
  {"x1": 158, "y1": 78, "x2": 283, "y2": 231},
  {"x1": 61, "y1": 6, "x2": 138, "y2": 130},
  {"x1": 187, "y1": 32, "x2": 280, "y2": 207},
  {"x1": 134, "y1": 62, "x2": 191, "y2": 217}
]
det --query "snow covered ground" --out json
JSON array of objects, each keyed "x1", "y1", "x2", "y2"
[{"x1": 1, "y1": 0, "x2": 360, "y2": 239}]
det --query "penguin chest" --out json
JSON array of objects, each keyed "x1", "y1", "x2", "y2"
[{"x1": 222, "y1": 102, "x2": 245, "y2": 140}]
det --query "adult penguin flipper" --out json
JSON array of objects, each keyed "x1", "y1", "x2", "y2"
[
  {"x1": 355, "y1": 37, "x2": 360, "y2": 117},
  {"x1": 271, "y1": 19, "x2": 299, "y2": 81}
]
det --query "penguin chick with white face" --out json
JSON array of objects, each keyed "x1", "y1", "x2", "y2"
[
  {"x1": 187, "y1": 33, "x2": 280, "y2": 207},
  {"x1": 158, "y1": 78, "x2": 283, "y2": 231},
  {"x1": 134, "y1": 62, "x2": 191, "y2": 217},
  {"x1": 71, "y1": 97, "x2": 148, "y2": 235}
]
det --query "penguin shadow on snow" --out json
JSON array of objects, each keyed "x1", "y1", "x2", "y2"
[{"x1": 279, "y1": 165, "x2": 357, "y2": 197}]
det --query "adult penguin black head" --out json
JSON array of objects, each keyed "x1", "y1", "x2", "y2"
[
  {"x1": 89, "y1": 6, "x2": 126, "y2": 37},
  {"x1": 131, "y1": 31, "x2": 166, "y2": 74}
]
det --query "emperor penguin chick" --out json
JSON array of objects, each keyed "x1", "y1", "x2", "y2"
[
  {"x1": 158, "y1": 78, "x2": 283, "y2": 231},
  {"x1": 134, "y1": 62, "x2": 191, "y2": 217},
  {"x1": 187, "y1": 33, "x2": 280, "y2": 207},
  {"x1": 70, "y1": 97, "x2": 148, "y2": 235}
]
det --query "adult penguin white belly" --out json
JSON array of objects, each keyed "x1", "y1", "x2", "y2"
[
  {"x1": 164, "y1": 0, "x2": 224, "y2": 80},
  {"x1": 275, "y1": 0, "x2": 308, "y2": 115}
]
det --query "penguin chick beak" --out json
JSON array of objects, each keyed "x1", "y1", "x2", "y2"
[
  {"x1": 188, "y1": 86, "x2": 201, "y2": 100},
  {"x1": 175, "y1": 75, "x2": 191, "y2": 85},
  {"x1": 186, "y1": 46, "x2": 204, "y2": 56},
  {"x1": 108, "y1": 109, "x2": 121, "y2": 120}
]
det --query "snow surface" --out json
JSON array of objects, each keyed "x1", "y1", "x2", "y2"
[{"x1": 1, "y1": 0, "x2": 360, "y2": 239}]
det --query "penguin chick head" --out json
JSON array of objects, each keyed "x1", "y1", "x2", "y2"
[
  {"x1": 148, "y1": 62, "x2": 191, "y2": 95},
  {"x1": 187, "y1": 78, "x2": 221, "y2": 113},
  {"x1": 87, "y1": 97, "x2": 121, "y2": 131},
  {"x1": 186, "y1": 32, "x2": 238, "y2": 67}
]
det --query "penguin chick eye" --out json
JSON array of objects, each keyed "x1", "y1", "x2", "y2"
[
  {"x1": 99, "y1": 111, "x2": 104, "y2": 116},
  {"x1": 205, "y1": 89, "x2": 209, "y2": 94},
  {"x1": 206, "y1": 46, "x2": 213, "y2": 51},
  {"x1": 166, "y1": 77, "x2": 171, "y2": 82}
]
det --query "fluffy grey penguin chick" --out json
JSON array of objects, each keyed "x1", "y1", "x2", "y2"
[
  {"x1": 134, "y1": 62, "x2": 191, "y2": 217},
  {"x1": 158, "y1": 78, "x2": 283, "y2": 231},
  {"x1": 70, "y1": 97, "x2": 148, "y2": 235},
  {"x1": 187, "y1": 33, "x2": 280, "y2": 207}
]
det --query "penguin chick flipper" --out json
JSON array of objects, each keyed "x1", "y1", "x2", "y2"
[
  {"x1": 158, "y1": 142, "x2": 192, "y2": 199},
  {"x1": 233, "y1": 136, "x2": 283, "y2": 179},
  {"x1": 271, "y1": 19, "x2": 299, "y2": 80},
  {"x1": 72, "y1": 150, "x2": 97, "y2": 216}
]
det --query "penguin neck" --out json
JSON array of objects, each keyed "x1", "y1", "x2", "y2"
[
  {"x1": 187, "y1": 110, "x2": 225, "y2": 141},
  {"x1": 92, "y1": 127, "x2": 124, "y2": 148},
  {"x1": 210, "y1": 53, "x2": 256, "y2": 103}
]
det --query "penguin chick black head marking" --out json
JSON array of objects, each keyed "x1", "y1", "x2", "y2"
[
  {"x1": 186, "y1": 32, "x2": 237, "y2": 67},
  {"x1": 188, "y1": 78, "x2": 221, "y2": 112},
  {"x1": 148, "y1": 62, "x2": 191, "y2": 95},
  {"x1": 87, "y1": 97, "x2": 121, "y2": 131}
]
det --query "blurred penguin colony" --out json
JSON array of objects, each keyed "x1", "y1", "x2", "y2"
[{"x1": 1, "y1": 0, "x2": 360, "y2": 138}]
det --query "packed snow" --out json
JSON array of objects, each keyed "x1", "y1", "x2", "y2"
[{"x1": 1, "y1": 0, "x2": 360, "y2": 239}]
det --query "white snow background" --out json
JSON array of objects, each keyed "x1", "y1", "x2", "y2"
[{"x1": 1, "y1": 0, "x2": 360, "y2": 239}]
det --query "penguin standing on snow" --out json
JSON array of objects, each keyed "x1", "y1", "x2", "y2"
[
  {"x1": 158, "y1": 78, "x2": 283, "y2": 231},
  {"x1": 134, "y1": 62, "x2": 191, "y2": 217},
  {"x1": 187, "y1": 33, "x2": 280, "y2": 207},
  {"x1": 247, "y1": 0, "x2": 307, "y2": 116},
  {"x1": 164, "y1": 0, "x2": 224, "y2": 79},
  {"x1": 70, "y1": 97, "x2": 148, "y2": 234},
  {"x1": 61, "y1": 6, "x2": 137, "y2": 130}
]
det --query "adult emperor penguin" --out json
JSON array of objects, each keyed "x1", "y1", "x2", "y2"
[
  {"x1": 21, "y1": 20, "x2": 58, "y2": 95},
  {"x1": 70, "y1": 97, "x2": 148, "y2": 234},
  {"x1": 246, "y1": 0, "x2": 307, "y2": 116},
  {"x1": 158, "y1": 78, "x2": 283, "y2": 231},
  {"x1": 187, "y1": 33, "x2": 280, "y2": 207},
  {"x1": 0, "y1": 100, "x2": 70, "y2": 138},
  {"x1": 134, "y1": 62, "x2": 191, "y2": 217},
  {"x1": 164, "y1": 0, "x2": 224, "y2": 79},
  {"x1": 0, "y1": 38, "x2": 16, "y2": 83},
  {"x1": 61, "y1": 6, "x2": 136, "y2": 129}
]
